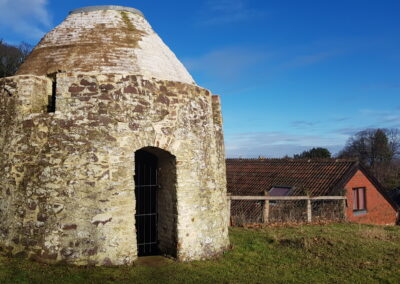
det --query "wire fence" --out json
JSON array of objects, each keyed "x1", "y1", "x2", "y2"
[{"x1": 229, "y1": 196, "x2": 346, "y2": 226}]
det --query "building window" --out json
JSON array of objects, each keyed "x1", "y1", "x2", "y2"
[
  {"x1": 267, "y1": 186, "x2": 292, "y2": 205},
  {"x1": 268, "y1": 186, "x2": 292, "y2": 197},
  {"x1": 353, "y1": 187, "x2": 367, "y2": 213}
]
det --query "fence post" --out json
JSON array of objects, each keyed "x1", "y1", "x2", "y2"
[
  {"x1": 263, "y1": 201, "x2": 270, "y2": 224},
  {"x1": 227, "y1": 193, "x2": 231, "y2": 227},
  {"x1": 263, "y1": 191, "x2": 270, "y2": 224},
  {"x1": 342, "y1": 198, "x2": 347, "y2": 221},
  {"x1": 307, "y1": 198, "x2": 312, "y2": 223}
]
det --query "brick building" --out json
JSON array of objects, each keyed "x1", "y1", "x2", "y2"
[{"x1": 226, "y1": 159, "x2": 399, "y2": 225}]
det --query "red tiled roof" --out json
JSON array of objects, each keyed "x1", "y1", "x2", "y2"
[{"x1": 226, "y1": 159, "x2": 358, "y2": 196}]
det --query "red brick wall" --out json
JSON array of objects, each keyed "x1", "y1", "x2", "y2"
[{"x1": 345, "y1": 170, "x2": 397, "y2": 225}]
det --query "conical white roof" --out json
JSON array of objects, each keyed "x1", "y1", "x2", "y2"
[{"x1": 17, "y1": 6, "x2": 195, "y2": 84}]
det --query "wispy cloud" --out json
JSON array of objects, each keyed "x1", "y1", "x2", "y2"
[
  {"x1": 334, "y1": 117, "x2": 350, "y2": 122},
  {"x1": 183, "y1": 46, "x2": 269, "y2": 81},
  {"x1": 185, "y1": 37, "x2": 357, "y2": 85},
  {"x1": 199, "y1": 0, "x2": 264, "y2": 26},
  {"x1": 207, "y1": 0, "x2": 246, "y2": 13},
  {"x1": 278, "y1": 49, "x2": 345, "y2": 70},
  {"x1": 336, "y1": 127, "x2": 364, "y2": 136},
  {"x1": 272, "y1": 37, "x2": 364, "y2": 72},
  {"x1": 335, "y1": 108, "x2": 400, "y2": 136},
  {"x1": 0, "y1": 0, "x2": 52, "y2": 40},
  {"x1": 291, "y1": 120, "x2": 318, "y2": 128},
  {"x1": 359, "y1": 109, "x2": 400, "y2": 127},
  {"x1": 225, "y1": 107, "x2": 400, "y2": 158},
  {"x1": 225, "y1": 131, "x2": 344, "y2": 158}
]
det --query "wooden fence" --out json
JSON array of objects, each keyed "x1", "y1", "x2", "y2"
[{"x1": 228, "y1": 195, "x2": 347, "y2": 226}]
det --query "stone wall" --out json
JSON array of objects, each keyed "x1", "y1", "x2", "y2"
[{"x1": 0, "y1": 73, "x2": 229, "y2": 265}]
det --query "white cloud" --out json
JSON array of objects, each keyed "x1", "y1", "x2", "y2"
[
  {"x1": 225, "y1": 131, "x2": 344, "y2": 158},
  {"x1": 0, "y1": 0, "x2": 51, "y2": 40}
]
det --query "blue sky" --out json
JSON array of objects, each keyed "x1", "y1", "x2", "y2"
[{"x1": 1, "y1": 0, "x2": 399, "y2": 157}]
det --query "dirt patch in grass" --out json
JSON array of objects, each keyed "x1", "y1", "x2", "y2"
[
  {"x1": 357, "y1": 226, "x2": 394, "y2": 241},
  {"x1": 278, "y1": 236, "x2": 335, "y2": 249}
]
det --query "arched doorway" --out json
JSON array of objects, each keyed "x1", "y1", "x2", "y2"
[{"x1": 134, "y1": 147, "x2": 177, "y2": 257}]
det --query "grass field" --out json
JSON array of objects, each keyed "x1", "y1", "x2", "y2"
[{"x1": 1, "y1": 223, "x2": 399, "y2": 283}]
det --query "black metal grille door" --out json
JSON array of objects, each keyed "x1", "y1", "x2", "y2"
[{"x1": 135, "y1": 150, "x2": 159, "y2": 256}]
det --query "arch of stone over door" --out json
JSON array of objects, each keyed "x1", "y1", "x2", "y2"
[{"x1": 134, "y1": 147, "x2": 177, "y2": 257}]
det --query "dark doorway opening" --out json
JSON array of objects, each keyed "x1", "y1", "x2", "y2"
[
  {"x1": 135, "y1": 149, "x2": 159, "y2": 256},
  {"x1": 134, "y1": 147, "x2": 177, "y2": 258}
]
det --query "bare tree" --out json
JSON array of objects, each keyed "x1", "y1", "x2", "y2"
[
  {"x1": 387, "y1": 128, "x2": 400, "y2": 158},
  {"x1": 0, "y1": 40, "x2": 33, "y2": 78},
  {"x1": 338, "y1": 128, "x2": 400, "y2": 189}
]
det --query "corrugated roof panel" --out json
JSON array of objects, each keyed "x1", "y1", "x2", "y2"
[{"x1": 226, "y1": 159, "x2": 358, "y2": 196}]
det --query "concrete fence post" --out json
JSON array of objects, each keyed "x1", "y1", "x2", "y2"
[
  {"x1": 342, "y1": 198, "x2": 347, "y2": 221},
  {"x1": 307, "y1": 198, "x2": 312, "y2": 223},
  {"x1": 263, "y1": 200, "x2": 270, "y2": 224},
  {"x1": 227, "y1": 194, "x2": 231, "y2": 227}
]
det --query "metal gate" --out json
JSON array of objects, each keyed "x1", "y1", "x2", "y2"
[{"x1": 135, "y1": 150, "x2": 159, "y2": 256}]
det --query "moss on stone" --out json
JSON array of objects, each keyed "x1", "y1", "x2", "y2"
[{"x1": 119, "y1": 11, "x2": 145, "y2": 47}]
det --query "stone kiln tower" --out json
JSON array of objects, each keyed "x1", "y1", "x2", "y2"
[{"x1": 0, "y1": 6, "x2": 229, "y2": 265}]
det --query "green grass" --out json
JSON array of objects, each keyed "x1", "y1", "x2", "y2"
[{"x1": 1, "y1": 223, "x2": 400, "y2": 283}]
